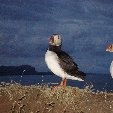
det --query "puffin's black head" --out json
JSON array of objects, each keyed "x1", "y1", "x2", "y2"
[{"x1": 49, "y1": 34, "x2": 62, "y2": 46}]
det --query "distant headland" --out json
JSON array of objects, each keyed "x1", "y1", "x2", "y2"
[{"x1": 0, "y1": 65, "x2": 53, "y2": 75}]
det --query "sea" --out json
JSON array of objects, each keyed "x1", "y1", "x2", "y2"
[{"x1": 0, "y1": 73, "x2": 113, "y2": 92}]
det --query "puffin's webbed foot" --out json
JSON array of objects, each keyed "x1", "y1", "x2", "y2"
[{"x1": 51, "y1": 78, "x2": 67, "y2": 90}]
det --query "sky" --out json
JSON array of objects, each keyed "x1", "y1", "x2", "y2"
[{"x1": 0, "y1": 0, "x2": 113, "y2": 74}]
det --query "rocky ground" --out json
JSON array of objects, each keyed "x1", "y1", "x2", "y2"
[{"x1": 0, "y1": 83, "x2": 113, "y2": 113}]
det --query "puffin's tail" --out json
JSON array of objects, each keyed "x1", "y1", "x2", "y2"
[{"x1": 75, "y1": 70, "x2": 86, "y2": 80}]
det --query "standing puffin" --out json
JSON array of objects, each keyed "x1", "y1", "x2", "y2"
[
  {"x1": 106, "y1": 44, "x2": 113, "y2": 78},
  {"x1": 45, "y1": 34, "x2": 86, "y2": 89}
]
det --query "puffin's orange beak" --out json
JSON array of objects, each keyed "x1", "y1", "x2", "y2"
[
  {"x1": 106, "y1": 44, "x2": 113, "y2": 52},
  {"x1": 49, "y1": 36, "x2": 54, "y2": 45},
  {"x1": 106, "y1": 46, "x2": 109, "y2": 51}
]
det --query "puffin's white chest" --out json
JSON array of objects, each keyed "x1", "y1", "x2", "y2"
[{"x1": 45, "y1": 50, "x2": 65, "y2": 78}]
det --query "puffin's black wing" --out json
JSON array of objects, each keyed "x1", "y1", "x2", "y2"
[{"x1": 55, "y1": 50, "x2": 86, "y2": 80}]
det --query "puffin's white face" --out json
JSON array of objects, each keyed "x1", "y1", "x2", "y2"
[
  {"x1": 49, "y1": 34, "x2": 62, "y2": 46},
  {"x1": 106, "y1": 44, "x2": 113, "y2": 52}
]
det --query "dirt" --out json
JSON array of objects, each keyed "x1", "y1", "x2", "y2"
[{"x1": 0, "y1": 83, "x2": 113, "y2": 113}]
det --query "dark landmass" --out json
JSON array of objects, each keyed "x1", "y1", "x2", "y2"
[
  {"x1": 0, "y1": 83, "x2": 113, "y2": 113},
  {"x1": 0, "y1": 65, "x2": 53, "y2": 75},
  {"x1": 0, "y1": 65, "x2": 37, "y2": 75}
]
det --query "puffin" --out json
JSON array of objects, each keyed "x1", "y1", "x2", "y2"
[
  {"x1": 106, "y1": 44, "x2": 113, "y2": 78},
  {"x1": 45, "y1": 34, "x2": 86, "y2": 89}
]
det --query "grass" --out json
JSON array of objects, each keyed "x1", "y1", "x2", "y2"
[{"x1": 0, "y1": 83, "x2": 113, "y2": 113}]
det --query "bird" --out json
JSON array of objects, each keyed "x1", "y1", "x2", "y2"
[
  {"x1": 45, "y1": 34, "x2": 86, "y2": 89},
  {"x1": 106, "y1": 44, "x2": 113, "y2": 78}
]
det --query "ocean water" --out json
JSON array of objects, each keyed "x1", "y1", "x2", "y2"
[{"x1": 0, "y1": 73, "x2": 113, "y2": 92}]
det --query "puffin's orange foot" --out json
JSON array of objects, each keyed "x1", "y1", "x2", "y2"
[
  {"x1": 51, "y1": 79, "x2": 67, "y2": 91},
  {"x1": 51, "y1": 85, "x2": 62, "y2": 90}
]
